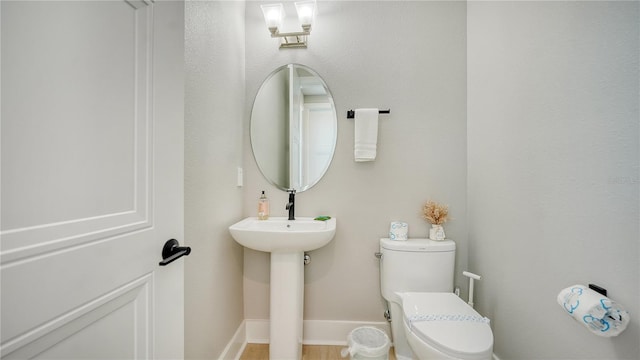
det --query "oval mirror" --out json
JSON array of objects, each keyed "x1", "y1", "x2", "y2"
[{"x1": 251, "y1": 64, "x2": 337, "y2": 192}]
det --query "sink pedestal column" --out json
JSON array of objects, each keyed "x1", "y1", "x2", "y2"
[{"x1": 270, "y1": 252, "x2": 304, "y2": 360}]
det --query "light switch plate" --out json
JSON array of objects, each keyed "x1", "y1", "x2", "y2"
[{"x1": 237, "y1": 167, "x2": 243, "y2": 187}]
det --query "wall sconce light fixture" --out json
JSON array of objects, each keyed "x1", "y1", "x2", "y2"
[{"x1": 261, "y1": 0, "x2": 317, "y2": 49}]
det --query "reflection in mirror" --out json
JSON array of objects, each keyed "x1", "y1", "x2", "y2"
[{"x1": 251, "y1": 64, "x2": 337, "y2": 192}]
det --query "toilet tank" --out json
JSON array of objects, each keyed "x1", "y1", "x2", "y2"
[{"x1": 380, "y1": 238, "x2": 455, "y2": 303}]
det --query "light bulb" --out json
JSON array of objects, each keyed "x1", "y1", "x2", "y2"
[
  {"x1": 295, "y1": 0, "x2": 316, "y2": 27},
  {"x1": 260, "y1": 4, "x2": 284, "y2": 30}
]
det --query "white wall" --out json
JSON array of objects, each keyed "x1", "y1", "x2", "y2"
[
  {"x1": 243, "y1": 1, "x2": 468, "y2": 322},
  {"x1": 184, "y1": 1, "x2": 245, "y2": 358},
  {"x1": 467, "y1": 1, "x2": 639, "y2": 359}
]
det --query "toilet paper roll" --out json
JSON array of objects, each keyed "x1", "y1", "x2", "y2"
[
  {"x1": 557, "y1": 285, "x2": 629, "y2": 337},
  {"x1": 389, "y1": 222, "x2": 408, "y2": 241}
]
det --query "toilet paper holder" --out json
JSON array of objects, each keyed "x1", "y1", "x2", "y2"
[
  {"x1": 588, "y1": 284, "x2": 607, "y2": 297},
  {"x1": 557, "y1": 284, "x2": 628, "y2": 337}
]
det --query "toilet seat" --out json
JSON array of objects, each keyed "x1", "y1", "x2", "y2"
[{"x1": 401, "y1": 292, "x2": 493, "y2": 359}]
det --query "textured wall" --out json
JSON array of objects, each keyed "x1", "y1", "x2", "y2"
[
  {"x1": 184, "y1": 1, "x2": 245, "y2": 358},
  {"x1": 243, "y1": 1, "x2": 468, "y2": 322},
  {"x1": 467, "y1": 1, "x2": 639, "y2": 359}
]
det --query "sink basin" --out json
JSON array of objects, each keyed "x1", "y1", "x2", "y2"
[{"x1": 229, "y1": 217, "x2": 336, "y2": 253}]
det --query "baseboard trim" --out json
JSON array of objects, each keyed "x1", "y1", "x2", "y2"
[
  {"x1": 303, "y1": 319, "x2": 391, "y2": 345},
  {"x1": 245, "y1": 319, "x2": 270, "y2": 344},
  {"x1": 244, "y1": 319, "x2": 391, "y2": 346},
  {"x1": 217, "y1": 320, "x2": 247, "y2": 360},
  {"x1": 223, "y1": 319, "x2": 496, "y2": 359}
]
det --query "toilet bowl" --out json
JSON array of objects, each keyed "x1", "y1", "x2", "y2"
[
  {"x1": 379, "y1": 238, "x2": 494, "y2": 360},
  {"x1": 400, "y1": 292, "x2": 493, "y2": 360}
]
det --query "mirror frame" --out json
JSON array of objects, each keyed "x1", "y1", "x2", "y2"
[{"x1": 250, "y1": 64, "x2": 337, "y2": 192}]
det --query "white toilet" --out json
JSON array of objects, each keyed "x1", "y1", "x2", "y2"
[{"x1": 379, "y1": 238, "x2": 494, "y2": 360}]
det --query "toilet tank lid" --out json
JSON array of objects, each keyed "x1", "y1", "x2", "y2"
[{"x1": 380, "y1": 238, "x2": 455, "y2": 252}]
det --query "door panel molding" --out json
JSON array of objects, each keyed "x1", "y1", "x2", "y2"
[
  {"x1": 1, "y1": 274, "x2": 152, "y2": 359},
  {"x1": 0, "y1": 2, "x2": 154, "y2": 264},
  {"x1": 1, "y1": 210, "x2": 151, "y2": 264}
]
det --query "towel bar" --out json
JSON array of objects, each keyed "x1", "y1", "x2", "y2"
[{"x1": 346, "y1": 109, "x2": 390, "y2": 119}]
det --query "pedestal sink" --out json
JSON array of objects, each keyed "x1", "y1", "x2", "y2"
[{"x1": 229, "y1": 217, "x2": 336, "y2": 360}]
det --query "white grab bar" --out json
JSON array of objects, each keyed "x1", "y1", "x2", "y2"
[{"x1": 462, "y1": 271, "x2": 482, "y2": 308}]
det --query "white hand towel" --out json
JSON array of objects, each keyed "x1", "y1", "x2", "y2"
[{"x1": 354, "y1": 108, "x2": 379, "y2": 162}]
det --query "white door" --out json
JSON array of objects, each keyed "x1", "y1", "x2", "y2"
[{"x1": 1, "y1": 1, "x2": 185, "y2": 359}]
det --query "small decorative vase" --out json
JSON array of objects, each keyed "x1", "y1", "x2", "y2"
[{"x1": 429, "y1": 224, "x2": 446, "y2": 241}]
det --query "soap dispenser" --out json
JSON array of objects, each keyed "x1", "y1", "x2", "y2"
[{"x1": 258, "y1": 191, "x2": 270, "y2": 220}]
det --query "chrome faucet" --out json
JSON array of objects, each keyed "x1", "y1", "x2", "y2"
[{"x1": 286, "y1": 189, "x2": 296, "y2": 220}]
